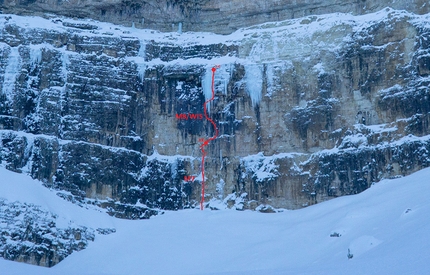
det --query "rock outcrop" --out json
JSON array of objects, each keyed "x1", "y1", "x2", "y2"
[
  {"x1": 1, "y1": 0, "x2": 429, "y2": 34},
  {"x1": 1, "y1": 8, "x2": 430, "y2": 216},
  {"x1": 1, "y1": 1, "x2": 430, "y2": 267},
  {"x1": 0, "y1": 199, "x2": 96, "y2": 267}
]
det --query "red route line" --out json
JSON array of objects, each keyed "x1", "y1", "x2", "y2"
[{"x1": 200, "y1": 66, "x2": 220, "y2": 210}]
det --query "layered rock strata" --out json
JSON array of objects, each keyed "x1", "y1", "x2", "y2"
[
  {"x1": 1, "y1": 0, "x2": 429, "y2": 34},
  {"x1": 0, "y1": 8, "x2": 430, "y2": 215}
]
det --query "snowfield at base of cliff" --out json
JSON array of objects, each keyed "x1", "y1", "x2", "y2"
[{"x1": 0, "y1": 165, "x2": 429, "y2": 275}]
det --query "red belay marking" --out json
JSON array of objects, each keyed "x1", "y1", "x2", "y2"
[
  {"x1": 200, "y1": 65, "x2": 220, "y2": 210},
  {"x1": 184, "y1": 176, "x2": 196, "y2": 182}
]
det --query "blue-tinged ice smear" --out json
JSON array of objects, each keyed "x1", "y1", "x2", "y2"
[
  {"x1": 60, "y1": 49, "x2": 70, "y2": 131},
  {"x1": 137, "y1": 40, "x2": 146, "y2": 82},
  {"x1": 202, "y1": 68, "x2": 213, "y2": 112},
  {"x1": 201, "y1": 64, "x2": 232, "y2": 113},
  {"x1": 265, "y1": 62, "x2": 292, "y2": 98},
  {"x1": 2, "y1": 46, "x2": 21, "y2": 101},
  {"x1": 178, "y1": 22, "x2": 182, "y2": 34},
  {"x1": 61, "y1": 49, "x2": 69, "y2": 84},
  {"x1": 265, "y1": 64, "x2": 274, "y2": 97},
  {"x1": 57, "y1": 49, "x2": 70, "y2": 140},
  {"x1": 244, "y1": 64, "x2": 263, "y2": 106},
  {"x1": 29, "y1": 45, "x2": 42, "y2": 68}
]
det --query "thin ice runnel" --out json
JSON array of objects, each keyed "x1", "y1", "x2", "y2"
[
  {"x1": 137, "y1": 40, "x2": 146, "y2": 82},
  {"x1": 61, "y1": 49, "x2": 69, "y2": 83},
  {"x1": 1, "y1": 46, "x2": 21, "y2": 101},
  {"x1": 202, "y1": 69, "x2": 213, "y2": 112}
]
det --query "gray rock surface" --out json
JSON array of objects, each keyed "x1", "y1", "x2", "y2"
[
  {"x1": 1, "y1": 3, "x2": 430, "y2": 267},
  {"x1": 0, "y1": 8, "x2": 429, "y2": 214},
  {"x1": 1, "y1": 0, "x2": 429, "y2": 34}
]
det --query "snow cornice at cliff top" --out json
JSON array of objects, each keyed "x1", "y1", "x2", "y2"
[{"x1": 0, "y1": 8, "x2": 429, "y2": 52}]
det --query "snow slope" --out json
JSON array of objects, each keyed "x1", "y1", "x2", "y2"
[{"x1": 0, "y1": 166, "x2": 429, "y2": 275}]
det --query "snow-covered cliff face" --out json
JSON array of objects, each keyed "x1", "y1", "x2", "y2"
[
  {"x1": 1, "y1": 8, "x2": 430, "y2": 217},
  {"x1": 1, "y1": 0, "x2": 429, "y2": 34}
]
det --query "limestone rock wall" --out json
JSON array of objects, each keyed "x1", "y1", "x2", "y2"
[
  {"x1": 0, "y1": 8, "x2": 430, "y2": 215},
  {"x1": 1, "y1": 0, "x2": 429, "y2": 34}
]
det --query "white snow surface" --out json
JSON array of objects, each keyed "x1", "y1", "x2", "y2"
[{"x1": 0, "y1": 166, "x2": 429, "y2": 275}]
